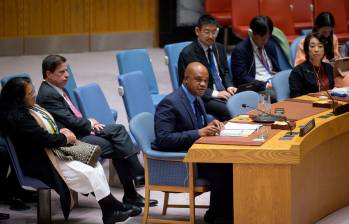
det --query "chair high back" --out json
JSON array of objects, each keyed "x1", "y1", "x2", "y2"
[
  {"x1": 259, "y1": 0, "x2": 296, "y2": 36},
  {"x1": 269, "y1": 38, "x2": 292, "y2": 70},
  {"x1": 227, "y1": 91, "x2": 259, "y2": 117},
  {"x1": 118, "y1": 71, "x2": 155, "y2": 121},
  {"x1": 0, "y1": 73, "x2": 31, "y2": 87},
  {"x1": 164, "y1": 41, "x2": 191, "y2": 90},
  {"x1": 290, "y1": 0, "x2": 313, "y2": 33},
  {"x1": 117, "y1": 49, "x2": 159, "y2": 95},
  {"x1": 227, "y1": 55, "x2": 233, "y2": 80},
  {"x1": 231, "y1": 0, "x2": 259, "y2": 38},
  {"x1": 313, "y1": 0, "x2": 348, "y2": 34},
  {"x1": 129, "y1": 112, "x2": 209, "y2": 224},
  {"x1": 3, "y1": 136, "x2": 52, "y2": 223},
  {"x1": 205, "y1": 0, "x2": 232, "y2": 26},
  {"x1": 271, "y1": 69, "x2": 292, "y2": 102},
  {"x1": 65, "y1": 65, "x2": 79, "y2": 108},
  {"x1": 290, "y1": 35, "x2": 305, "y2": 66},
  {"x1": 73, "y1": 83, "x2": 116, "y2": 125}
]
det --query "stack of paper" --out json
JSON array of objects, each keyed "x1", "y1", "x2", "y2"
[{"x1": 220, "y1": 122, "x2": 261, "y2": 137}]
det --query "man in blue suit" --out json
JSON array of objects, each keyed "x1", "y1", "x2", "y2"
[
  {"x1": 153, "y1": 62, "x2": 233, "y2": 224},
  {"x1": 231, "y1": 16, "x2": 280, "y2": 101}
]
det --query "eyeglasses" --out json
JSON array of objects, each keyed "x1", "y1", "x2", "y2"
[{"x1": 201, "y1": 28, "x2": 219, "y2": 37}]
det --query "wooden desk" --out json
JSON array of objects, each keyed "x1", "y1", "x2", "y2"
[{"x1": 184, "y1": 97, "x2": 349, "y2": 224}]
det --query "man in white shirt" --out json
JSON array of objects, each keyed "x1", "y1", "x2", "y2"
[{"x1": 231, "y1": 16, "x2": 280, "y2": 102}]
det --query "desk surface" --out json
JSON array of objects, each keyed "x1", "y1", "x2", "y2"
[
  {"x1": 184, "y1": 95, "x2": 349, "y2": 165},
  {"x1": 184, "y1": 95, "x2": 349, "y2": 224}
]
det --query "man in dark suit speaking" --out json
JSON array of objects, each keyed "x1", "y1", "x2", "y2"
[
  {"x1": 153, "y1": 62, "x2": 233, "y2": 223},
  {"x1": 37, "y1": 55, "x2": 157, "y2": 208},
  {"x1": 178, "y1": 15, "x2": 237, "y2": 121}
]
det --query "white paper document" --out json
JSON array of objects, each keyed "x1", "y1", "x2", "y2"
[{"x1": 220, "y1": 122, "x2": 261, "y2": 137}]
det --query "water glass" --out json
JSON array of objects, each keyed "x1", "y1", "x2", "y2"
[{"x1": 255, "y1": 126, "x2": 269, "y2": 141}]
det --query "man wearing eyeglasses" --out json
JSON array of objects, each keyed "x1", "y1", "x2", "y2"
[{"x1": 178, "y1": 15, "x2": 237, "y2": 121}]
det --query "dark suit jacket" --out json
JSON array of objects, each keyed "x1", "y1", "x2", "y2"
[
  {"x1": 3, "y1": 110, "x2": 71, "y2": 219},
  {"x1": 289, "y1": 61, "x2": 334, "y2": 98},
  {"x1": 231, "y1": 38, "x2": 280, "y2": 91},
  {"x1": 152, "y1": 87, "x2": 207, "y2": 152},
  {"x1": 37, "y1": 81, "x2": 91, "y2": 137},
  {"x1": 178, "y1": 40, "x2": 234, "y2": 100}
]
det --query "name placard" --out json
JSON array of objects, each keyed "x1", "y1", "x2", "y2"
[{"x1": 299, "y1": 118, "x2": 315, "y2": 137}]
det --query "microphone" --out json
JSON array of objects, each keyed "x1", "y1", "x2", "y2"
[
  {"x1": 323, "y1": 89, "x2": 336, "y2": 114},
  {"x1": 242, "y1": 104, "x2": 294, "y2": 135}
]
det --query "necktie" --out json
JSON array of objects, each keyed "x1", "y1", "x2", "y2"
[
  {"x1": 207, "y1": 48, "x2": 225, "y2": 91},
  {"x1": 63, "y1": 92, "x2": 82, "y2": 118},
  {"x1": 257, "y1": 47, "x2": 270, "y2": 72},
  {"x1": 194, "y1": 99, "x2": 204, "y2": 128}
]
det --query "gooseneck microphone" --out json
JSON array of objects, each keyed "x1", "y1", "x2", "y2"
[
  {"x1": 308, "y1": 67, "x2": 337, "y2": 114},
  {"x1": 242, "y1": 103, "x2": 294, "y2": 135}
]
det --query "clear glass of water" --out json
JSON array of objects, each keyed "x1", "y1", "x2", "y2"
[{"x1": 255, "y1": 126, "x2": 269, "y2": 141}]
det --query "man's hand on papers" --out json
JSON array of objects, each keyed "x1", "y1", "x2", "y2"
[{"x1": 199, "y1": 119, "x2": 224, "y2": 137}]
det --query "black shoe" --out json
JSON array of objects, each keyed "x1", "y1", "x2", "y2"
[
  {"x1": 123, "y1": 193, "x2": 158, "y2": 207},
  {"x1": 134, "y1": 176, "x2": 145, "y2": 188},
  {"x1": 102, "y1": 209, "x2": 132, "y2": 224},
  {"x1": 122, "y1": 204, "x2": 142, "y2": 217},
  {"x1": 0, "y1": 213, "x2": 9, "y2": 220},
  {"x1": 204, "y1": 210, "x2": 215, "y2": 224},
  {"x1": 7, "y1": 197, "x2": 30, "y2": 211}
]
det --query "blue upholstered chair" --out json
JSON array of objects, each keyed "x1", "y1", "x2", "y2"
[
  {"x1": 226, "y1": 91, "x2": 259, "y2": 117},
  {"x1": 129, "y1": 112, "x2": 209, "y2": 223},
  {"x1": 290, "y1": 35, "x2": 305, "y2": 66},
  {"x1": 3, "y1": 136, "x2": 52, "y2": 223},
  {"x1": 164, "y1": 41, "x2": 191, "y2": 90},
  {"x1": 67, "y1": 65, "x2": 117, "y2": 121},
  {"x1": 271, "y1": 69, "x2": 292, "y2": 102},
  {"x1": 118, "y1": 71, "x2": 155, "y2": 121},
  {"x1": 227, "y1": 55, "x2": 233, "y2": 80},
  {"x1": 0, "y1": 73, "x2": 31, "y2": 87},
  {"x1": 269, "y1": 38, "x2": 292, "y2": 70},
  {"x1": 73, "y1": 83, "x2": 116, "y2": 125},
  {"x1": 65, "y1": 65, "x2": 79, "y2": 108},
  {"x1": 116, "y1": 49, "x2": 166, "y2": 106}
]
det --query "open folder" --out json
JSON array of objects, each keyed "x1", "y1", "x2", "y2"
[{"x1": 220, "y1": 122, "x2": 261, "y2": 137}]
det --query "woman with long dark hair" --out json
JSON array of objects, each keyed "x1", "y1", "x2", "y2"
[
  {"x1": 0, "y1": 77, "x2": 141, "y2": 224},
  {"x1": 295, "y1": 12, "x2": 340, "y2": 66},
  {"x1": 290, "y1": 32, "x2": 335, "y2": 97}
]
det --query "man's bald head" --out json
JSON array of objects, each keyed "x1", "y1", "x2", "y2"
[{"x1": 183, "y1": 62, "x2": 209, "y2": 96}]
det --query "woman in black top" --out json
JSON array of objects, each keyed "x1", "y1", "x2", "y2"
[{"x1": 289, "y1": 32, "x2": 334, "y2": 97}]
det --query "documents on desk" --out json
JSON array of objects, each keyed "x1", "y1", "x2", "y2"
[{"x1": 220, "y1": 122, "x2": 261, "y2": 137}]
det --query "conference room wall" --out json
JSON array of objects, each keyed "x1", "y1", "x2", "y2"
[{"x1": 0, "y1": 0, "x2": 158, "y2": 55}]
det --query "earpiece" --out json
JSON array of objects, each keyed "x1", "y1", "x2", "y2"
[{"x1": 248, "y1": 28, "x2": 253, "y2": 37}]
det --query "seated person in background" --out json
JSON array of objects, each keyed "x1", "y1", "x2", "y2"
[
  {"x1": 36, "y1": 55, "x2": 158, "y2": 208},
  {"x1": 295, "y1": 11, "x2": 340, "y2": 66},
  {"x1": 153, "y1": 62, "x2": 233, "y2": 223},
  {"x1": 0, "y1": 142, "x2": 10, "y2": 220},
  {"x1": 289, "y1": 32, "x2": 334, "y2": 98},
  {"x1": 0, "y1": 77, "x2": 141, "y2": 224},
  {"x1": 178, "y1": 15, "x2": 237, "y2": 121},
  {"x1": 231, "y1": 15, "x2": 280, "y2": 102}
]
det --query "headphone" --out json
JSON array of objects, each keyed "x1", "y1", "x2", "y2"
[{"x1": 248, "y1": 28, "x2": 253, "y2": 37}]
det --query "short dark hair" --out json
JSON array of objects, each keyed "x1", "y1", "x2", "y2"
[
  {"x1": 249, "y1": 16, "x2": 273, "y2": 36},
  {"x1": 197, "y1": 15, "x2": 219, "y2": 28},
  {"x1": 303, "y1": 32, "x2": 328, "y2": 61},
  {"x1": 42, "y1": 55, "x2": 66, "y2": 79}
]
